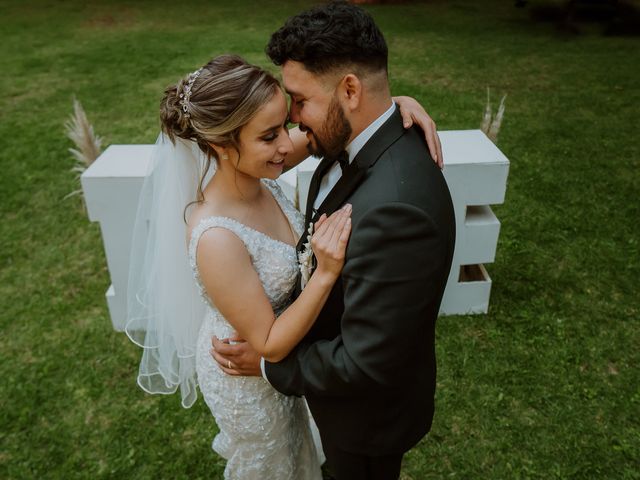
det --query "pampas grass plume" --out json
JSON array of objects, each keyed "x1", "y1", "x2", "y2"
[
  {"x1": 480, "y1": 88, "x2": 507, "y2": 144},
  {"x1": 488, "y1": 94, "x2": 507, "y2": 143},
  {"x1": 64, "y1": 98, "x2": 102, "y2": 199}
]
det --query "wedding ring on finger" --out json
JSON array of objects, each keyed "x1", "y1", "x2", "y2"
[{"x1": 227, "y1": 360, "x2": 231, "y2": 369}]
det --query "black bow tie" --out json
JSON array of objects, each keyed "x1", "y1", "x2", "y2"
[{"x1": 335, "y1": 150, "x2": 349, "y2": 172}]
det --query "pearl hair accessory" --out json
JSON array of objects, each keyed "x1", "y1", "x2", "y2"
[{"x1": 179, "y1": 67, "x2": 204, "y2": 117}]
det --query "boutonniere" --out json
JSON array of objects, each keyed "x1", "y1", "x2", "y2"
[{"x1": 298, "y1": 222, "x2": 314, "y2": 289}]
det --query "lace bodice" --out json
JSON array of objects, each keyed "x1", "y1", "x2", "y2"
[
  {"x1": 188, "y1": 179, "x2": 304, "y2": 314},
  {"x1": 187, "y1": 180, "x2": 321, "y2": 480}
]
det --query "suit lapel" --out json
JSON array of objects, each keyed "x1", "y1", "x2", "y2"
[
  {"x1": 298, "y1": 155, "x2": 335, "y2": 252},
  {"x1": 293, "y1": 155, "x2": 330, "y2": 295},
  {"x1": 311, "y1": 161, "x2": 365, "y2": 223},
  {"x1": 351, "y1": 108, "x2": 405, "y2": 170}
]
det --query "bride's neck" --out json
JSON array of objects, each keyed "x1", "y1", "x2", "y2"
[{"x1": 209, "y1": 163, "x2": 263, "y2": 204}]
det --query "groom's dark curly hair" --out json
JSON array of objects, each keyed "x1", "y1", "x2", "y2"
[{"x1": 266, "y1": 1, "x2": 388, "y2": 76}]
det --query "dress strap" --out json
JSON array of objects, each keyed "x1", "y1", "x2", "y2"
[
  {"x1": 263, "y1": 179, "x2": 304, "y2": 240},
  {"x1": 187, "y1": 216, "x2": 256, "y2": 302},
  {"x1": 188, "y1": 216, "x2": 251, "y2": 259}
]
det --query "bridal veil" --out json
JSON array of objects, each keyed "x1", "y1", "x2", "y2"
[{"x1": 125, "y1": 133, "x2": 213, "y2": 408}]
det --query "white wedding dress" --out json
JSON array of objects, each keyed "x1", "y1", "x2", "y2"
[{"x1": 189, "y1": 179, "x2": 322, "y2": 480}]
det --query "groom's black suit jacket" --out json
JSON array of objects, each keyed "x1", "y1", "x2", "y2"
[{"x1": 265, "y1": 108, "x2": 456, "y2": 455}]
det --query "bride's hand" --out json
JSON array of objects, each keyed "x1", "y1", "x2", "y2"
[
  {"x1": 393, "y1": 95, "x2": 444, "y2": 169},
  {"x1": 311, "y1": 204, "x2": 352, "y2": 280}
]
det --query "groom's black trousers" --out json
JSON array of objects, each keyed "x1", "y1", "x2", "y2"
[{"x1": 323, "y1": 443, "x2": 403, "y2": 480}]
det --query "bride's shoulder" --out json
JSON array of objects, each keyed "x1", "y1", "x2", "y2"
[
  {"x1": 186, "y1": 196, "x2": 229, "y2": 236},
  {"x1": 190, "y1": 223, "x2": 253, "y2": 293},
  {"x1": 186, "y1": 203, "x2": 212, "y2": 239},
  {"x1": 187, "y1": 211, "x2": 249, "y2": 267}
]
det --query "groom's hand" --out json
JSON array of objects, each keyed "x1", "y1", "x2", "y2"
[{"x1": 210, "y1": 335, "x2": 261, "y2": 376}]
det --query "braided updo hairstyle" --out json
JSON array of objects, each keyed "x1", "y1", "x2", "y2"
[{"x1": 160, "y1": 54, "x2": 281, "y2": 206}]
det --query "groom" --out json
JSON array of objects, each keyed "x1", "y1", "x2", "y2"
[{"x1": 214, "y1": 2, "x2": 455, "y2": 478}]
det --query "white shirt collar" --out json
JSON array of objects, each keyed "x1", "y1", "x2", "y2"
[{"x1": 345, "y1": 101, "x2": 396, "y2": 163}]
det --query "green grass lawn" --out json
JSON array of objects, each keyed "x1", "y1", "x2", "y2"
[{"x1": 1, "y1": 0, "x2": 638, "y2": 478}]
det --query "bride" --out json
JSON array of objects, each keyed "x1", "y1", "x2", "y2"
[{"x1": 125, "y1": 54, "x2": 440, "y2": 479}]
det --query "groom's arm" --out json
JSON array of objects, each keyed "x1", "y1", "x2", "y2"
[{"x1": 265, "y1": 202, "x2": 449, "y2": 397}]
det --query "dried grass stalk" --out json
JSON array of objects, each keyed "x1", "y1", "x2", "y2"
[
  {"x1": 64, "y1": 98, "x2": 102, "y2": 199},
  {"x1": 488, "y1": 94, "x2": 507, "y2": 143},
  {"x1": 480, "y1": 88, "x2": 507, "y2": 144}
]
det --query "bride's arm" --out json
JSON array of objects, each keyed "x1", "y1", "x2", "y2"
[
  {"x1": 196, "y1": 206, "x2": 351, "y2": 363},
  {"x1": 283, "y1": 126, "x2": 309, "y2": 171},
  {"x1": 392, "y1": 95, "x2": 443, "y2": 169},
  {"x1": 284, "y1": 96, "x2": 443, "y2": 170}
]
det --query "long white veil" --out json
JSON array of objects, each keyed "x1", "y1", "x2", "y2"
[{"x1": 126, "y1": 133, "x2": 213, "y2": 408}]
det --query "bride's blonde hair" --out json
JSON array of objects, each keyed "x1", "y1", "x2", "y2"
[{"x1": 160, "y1": 54, "x2": 281, "y2": 205}]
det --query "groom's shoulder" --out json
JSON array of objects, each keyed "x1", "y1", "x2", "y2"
[
  {"x1": 345, "y1": 128, "x2": 452, "y2": 230},
  {"x1": 387, "y1": 124, "x2": 435, "y2": 168},
  {"x1": 363, "y1": 125, "x2": 445, "y2": 197}
]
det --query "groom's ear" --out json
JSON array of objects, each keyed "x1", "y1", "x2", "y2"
[{"x1": 339, "y1": 74, "x2": 362, "y2": 112}]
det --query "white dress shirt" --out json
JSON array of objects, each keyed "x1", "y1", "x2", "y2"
[{"x1": 259, "y1": 101, "x2": 396, "y2": 380}]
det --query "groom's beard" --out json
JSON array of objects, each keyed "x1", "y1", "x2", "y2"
[{"x1": 301, "y1": 95, "x2": 352, "y2": 159}]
